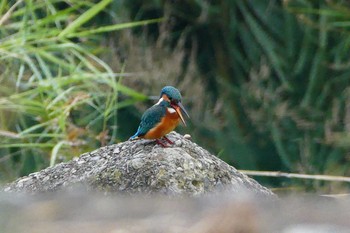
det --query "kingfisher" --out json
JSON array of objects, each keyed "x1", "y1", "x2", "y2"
[{"x1": 129, "y1": 86, "x2": 189, "y2": 146}]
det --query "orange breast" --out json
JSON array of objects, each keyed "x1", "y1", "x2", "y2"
[{"x1": 143, "y1": 109, "x2": 180, "y2": 139}]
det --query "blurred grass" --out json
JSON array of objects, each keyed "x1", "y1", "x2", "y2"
[
  {"x1": 2, "y1": 0, "x2": 350, "y2": 194},
  {"x1": 0, "y1": 0, "x2": 159, "y2": 182}
]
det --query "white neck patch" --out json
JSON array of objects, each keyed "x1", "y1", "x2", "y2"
[
  {"x1": 155, "y1": 97, "x2": 164, "y2": 105},
  {"x1": 167, "y1": 107, "x2": 176, "y2": 113}
]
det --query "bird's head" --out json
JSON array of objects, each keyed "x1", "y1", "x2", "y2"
[{"x1": 160, "y1": 86, "x2": 190, "y2": 126}]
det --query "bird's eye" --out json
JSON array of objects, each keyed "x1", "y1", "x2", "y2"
[{"x1": 169, "y1": 97, "x2": 173, "y2": 101}]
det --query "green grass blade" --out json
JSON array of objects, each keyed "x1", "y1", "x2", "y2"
[
  {"x1": 0, "y1": 143, "x2": 57, "y2": 148},
  {"x1": 69, "y1": 18, "x2": 163, "y2": 38},
  {"x1": 58, "y1": 0, "x2": 112, "y2": 38},
  {"x1": 50, "y1": 140, "x2": 66, "y2": 166}
]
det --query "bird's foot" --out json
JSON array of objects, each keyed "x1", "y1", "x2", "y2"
[
  {"x1": 156, "y1": 139, "x2": 168, "y2": 147},
  {"x1": 155, "y1": 136, "x2": 175, "y2": 147},
  {"x1": 163, "y1": 135, "x2": 174, "y2": 145}
]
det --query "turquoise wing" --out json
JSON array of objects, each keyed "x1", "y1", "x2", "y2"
[{"x1": 130, "y1": 104, "x2": 166, "y2": 138}]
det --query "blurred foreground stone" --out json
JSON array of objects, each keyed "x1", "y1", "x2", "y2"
[
  {"x1": 1, "y1": 191, "x2": 350, "y2": 233},
  {"x1": 3, "y1": 132, "x2": 274, "y2": 197}
]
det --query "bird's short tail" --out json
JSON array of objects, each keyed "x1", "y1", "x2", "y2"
[
  {"x1": 129, "y1": 128, "x2": 141, "y2": 140},
  {"x1": 129, "y1": 126, "x2": 142, "y2": 141},
  {"x1": 129, "y1": 134, "x2": 139, "y2": 141}
]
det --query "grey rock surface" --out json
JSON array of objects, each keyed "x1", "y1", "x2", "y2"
[{"x1": 3, "y1": 132, "x2": 275, "y2": 197}]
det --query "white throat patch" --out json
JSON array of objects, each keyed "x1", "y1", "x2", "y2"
[{"x1": 167, "y1": 107, "x2": 176, "y2": 113}]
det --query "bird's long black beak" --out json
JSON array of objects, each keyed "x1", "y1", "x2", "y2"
[
  {"x1": 174, "y1": 102, "x2": 190, "y2": 126},
  {"x1": 178, "y1": 102, "x2": 190, "y2": 118}
]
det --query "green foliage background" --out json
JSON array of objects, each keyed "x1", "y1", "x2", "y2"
[{"x1": 1, "y1": 0, "x2": 350, "y2": 193}]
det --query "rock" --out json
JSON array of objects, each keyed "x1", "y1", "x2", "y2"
[
  {"x1": 3, "y1": 132, "x2": 275, "y2": 197},
  {"x1": 1, "y1": 192, "x2": 350, "y2": 233}
]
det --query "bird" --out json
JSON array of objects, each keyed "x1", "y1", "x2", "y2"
[{"x1": 129, "y1": 86, "x2": 189, "y2": 147}]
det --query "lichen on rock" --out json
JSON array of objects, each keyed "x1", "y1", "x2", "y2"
[{"x1": 3, "y1": 132, "x2": 275, "y2": 197}]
